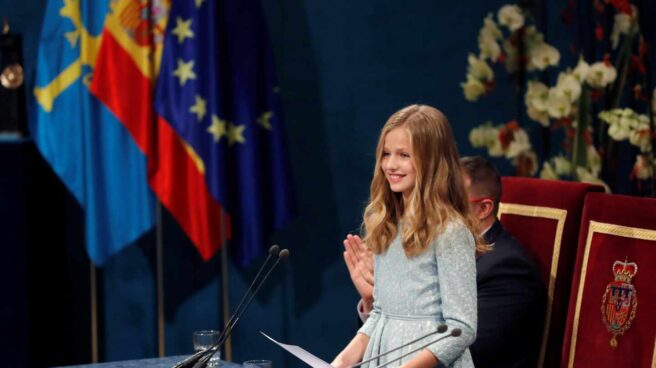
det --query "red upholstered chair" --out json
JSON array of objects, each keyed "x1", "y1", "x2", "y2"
[
  {"x1": 561, "y1": 193, "x2": 656, "y2": 368},
  {"x1": 498, "y1": 177, "x2": 604, "y2": 368}
]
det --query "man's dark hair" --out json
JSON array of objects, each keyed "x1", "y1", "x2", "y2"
[{"x1": 460, "y1": 156, "x2": 502, "y2": 214}]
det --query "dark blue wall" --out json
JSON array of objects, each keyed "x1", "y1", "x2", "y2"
[{"x1": 0, "y1": 0, "x2": 536, "y2": 366}]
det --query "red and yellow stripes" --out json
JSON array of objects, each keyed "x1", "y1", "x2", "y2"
[{"x1": 90, "y1": 0, "x2": 229, "y2": 260}]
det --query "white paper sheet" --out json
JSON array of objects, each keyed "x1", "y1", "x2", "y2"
[{"x1": 260, "y1": 331, "x2": 334, "y2": 368}]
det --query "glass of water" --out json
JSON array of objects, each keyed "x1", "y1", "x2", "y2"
[
  {"x1": 193, "y1": 330, "x2": 221, "y2": 367},
  {"x1": 243, "y1": 360, "x2": 272, "y2": 368}
]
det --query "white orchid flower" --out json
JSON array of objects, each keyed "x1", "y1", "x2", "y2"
[
  {"x1": 528, "y1": 43, "x2": 560, "y2": 71},
  {"x1": 556, "y1": 72, "x2": 582, "y2": 102},
  {"x1": 629, "y1": 128, "x2": 652, "y2": 153},
  {"x1": 611, "y1": 13, "x2": 633, "y2": 49},
  {"x1": 601, "y1": 108, "x2": 651, "y2": 149},
  {"x1": 553, "y1": 155, "x2": 572, "y2": 176},
  {"x1": 599, "y1": 110, "x2": 620, "y2": 126},
  {"x1": 525, "y1": 81, "x2": 549, "y2": 110},
  {"x1": 467, "y1": 54, "x2": 494, "y2": 81},
  {"x1": 523, "y1": 26, "x2": 544, "y2": 50},
  {"x1": 633, "y1": 155, "x2": 653, "y2": 180},
  {"x1": 461, "y1": 74, "x2": 486, "y2": 101},
  {"x1": 470, "y1": 123, "x2": 505, "y2": 157},
  {"x1": 525, "y1": 81, "x2": 550, "y2": 126},
  {"x1": 608, "y1": 122, "x2": 631, "y2": 140},
  {"x1": 488, "y1": 138, "x2": 505, "y2": 157},
  {"x1": 479, "y1": 34, "x2": 502, "y2": 62},
  {"x1": 478, "y1": 15, "x2": 503, "y2": 62},
  {"x1": 586, "y1": 62, "x2": 617, "y2": 88},
  {"x1": 498, "y1": 5, "x2": 525, "y2": 32},
  {"x1": 576, "y1": 167, "x2": 611, "y2": 193},
  {"x1": 546, "y1": 88, "x2": 571, "y2": 119},
  {"x1": 587, "y1": 145, "x2": 602, "y2": 176},
  {"x1": 573, "y1": 57, "x2": 590, "y2": 82},
  {"x1": 527, "y1": 106, "x2": 550, "y2": 127},
  {"x1": 539, "y1": 162, "x2": 559, "y2": 180},
  {"x1": 481, "y1": 14, "x2": 503, "y2": 40},
  {"x1": 469, "y1": 124, "x2": 498, "y2": 148},
  {"x1": 505, "y1": 129, "x2": 531, "y2": 159}
]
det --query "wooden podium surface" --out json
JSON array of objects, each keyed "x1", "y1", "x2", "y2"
[{"x1": 56, "y1": 355, "x2": 241, "y2": 368}]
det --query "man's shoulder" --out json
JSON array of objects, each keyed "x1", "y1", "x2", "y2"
[
  {"x1": 487, "y1": 227, "x2": 528, "y2": 259},
  {"x1": 481, "y1": 221, "x2": 529, "y2": 257},
  {"x1": 477, "y1": 221, "x2": 542, "y2": 281}
]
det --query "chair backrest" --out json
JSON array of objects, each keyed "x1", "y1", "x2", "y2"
[
  {"x1": 561, "y1": 192, "x2": 656, "y2": 368},
  {"x1": 499, "y1": 177, "x2": 604, "y2": 368}
]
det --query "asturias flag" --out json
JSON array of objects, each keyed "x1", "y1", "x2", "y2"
[
  {"x1": 33, "y1": 0, "x2": 155, "y2": 265},
  {"x1": 154, "y1": 0, "x2": 295, "y2": 265}
]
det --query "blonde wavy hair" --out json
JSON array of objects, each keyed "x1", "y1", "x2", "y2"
[{"x1": 363, "y1": 104, "x2": 487, "y2": 257}]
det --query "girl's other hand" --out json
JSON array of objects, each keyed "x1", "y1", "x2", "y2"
[{"x1": 343, "y1": 234, "x2": 374, "y2": 308}]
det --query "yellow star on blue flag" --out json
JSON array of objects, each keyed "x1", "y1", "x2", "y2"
[{"x1": 154, "y1": 0, "x2": 295, "y2": 266}]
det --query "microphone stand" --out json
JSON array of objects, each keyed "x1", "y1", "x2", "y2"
[
  {"x1": 172, "y1": 246, "x2": 287, "y2": 368},
  {"x1": 215, "y1": 246, "x2": 281, "y2": 343},
  {"x1": 371, "y1": 328, "x2": 462, "y2": 368},
  {"x1": 347, "y1": 325, "x2": 448, "y2": 368},
  {"x1": 192, "y1": 250, "x2": 289, "y2": 368}
]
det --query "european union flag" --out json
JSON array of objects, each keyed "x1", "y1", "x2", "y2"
[
  {"x1": 155, "y1": 0, "x2": 294, "y2": 266},
  {"x1": 33, "y1": 0, "x2": 155, "y2": 265}
]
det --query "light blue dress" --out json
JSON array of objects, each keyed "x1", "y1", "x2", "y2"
[{"x1": 358, "y1": 221, "x2": 477, "y2": 368}]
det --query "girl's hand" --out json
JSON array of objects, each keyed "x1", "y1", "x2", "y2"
[
  {"x1": 332, "y1": 333, "x2": 369, "y2": 368},
  {"x1": 398, "y1": 349, "x2": 439, "y2": 368},
  {"x1": 329, "y1": 358, "x2": 347, "y2": 368},
  {"x1": 343, "y1": 234, "x2": 374, "y2": 309}
]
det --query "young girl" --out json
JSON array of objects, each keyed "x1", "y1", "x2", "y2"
[{"x1": 331, "y1": 105, "x2": 481, "y2": 368}]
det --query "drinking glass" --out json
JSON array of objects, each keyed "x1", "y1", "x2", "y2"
[{"x1": 193, "y1": 330, "x2": 221, "y2": 367}]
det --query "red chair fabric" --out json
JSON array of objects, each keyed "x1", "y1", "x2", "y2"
[
  {"x1": 499, "y1": 177, "x2": 604, "y2": 368},
  {"x1": 561, "y1": 193, "x2": 656, "y2": 368}
]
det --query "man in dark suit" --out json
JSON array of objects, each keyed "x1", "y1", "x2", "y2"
[
  {"x1": 343, "y1": 156, "x2": 545, "y2": 368},
  {"x1": 461, "y1": 156, "x2": 546, "y2": 367}
]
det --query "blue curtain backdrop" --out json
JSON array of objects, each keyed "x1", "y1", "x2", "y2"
[{"x1": 3, "y1": 0, "x2": 654, "y2": 367}]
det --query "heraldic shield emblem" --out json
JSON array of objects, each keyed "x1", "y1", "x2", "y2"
[{"x1": 601, "y1": 259, "x2": 638, "y2": 348}]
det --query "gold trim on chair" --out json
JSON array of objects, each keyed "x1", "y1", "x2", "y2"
[
  {"x1": 498, "y1": 203, "x2": 567, "y2": 368},
  {"x1": 567, "y1": 221, "x2": 656, "y2": 368}
]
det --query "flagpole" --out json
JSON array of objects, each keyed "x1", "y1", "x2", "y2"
[
  {"x1": 220, "y1": 212, "x2": 232, "y2": 361},
  {"x1": 156, "y1": 202, "x2": 166, "y2": 356},
  {"x1": 90, "y1": 261, "x2": 98, "y2": 363}
]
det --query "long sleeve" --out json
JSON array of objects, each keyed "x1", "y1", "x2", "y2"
[
  {"x1": 356, "y1": 299, "x2": 370, "y2": 324},
  {"x1": 358, "y1": 274, "x2": 380, "y2": 336},
  {"x1": 427, "y1": 222, "x2": 478, "y2": 366}
]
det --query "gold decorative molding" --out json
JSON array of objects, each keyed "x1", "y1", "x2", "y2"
[
  {"x1": 498, "y1": 203, "x2": 567, "y2": 368},
  {"x1": 568, "y1": 221, "x2": 656, "y2": 368}
]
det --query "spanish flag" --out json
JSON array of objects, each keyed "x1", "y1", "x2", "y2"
[{"x1": 92, "y1": 0, "x2": 294, "y2": 264}]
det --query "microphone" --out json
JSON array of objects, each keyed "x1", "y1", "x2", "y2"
[
  {"x1": 223, "y1": 245, "x2": 280, "y2": 335},
  {"x1": 215, "y1": 249, "x2": 290, "y2": 348},
  {"x1": 192, "y1": 249, "x2": 290, "y2": 368},
  {"x1": 372, "y1": 328, "x2": 462, "y2": 368},
  {"x1": 172, "y1": 246, "x2": 286, "y2": 368},
  {"x1": 347, "y1": 325, "x2": 448, "y2": 368},
  {"x1": 189, "y1": 249, "x2": 291, "y2": 368}
]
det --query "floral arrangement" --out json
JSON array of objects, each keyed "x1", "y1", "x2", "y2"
[{"x1": 462, "y1": 2, "x2": 655, "y2": 194}]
